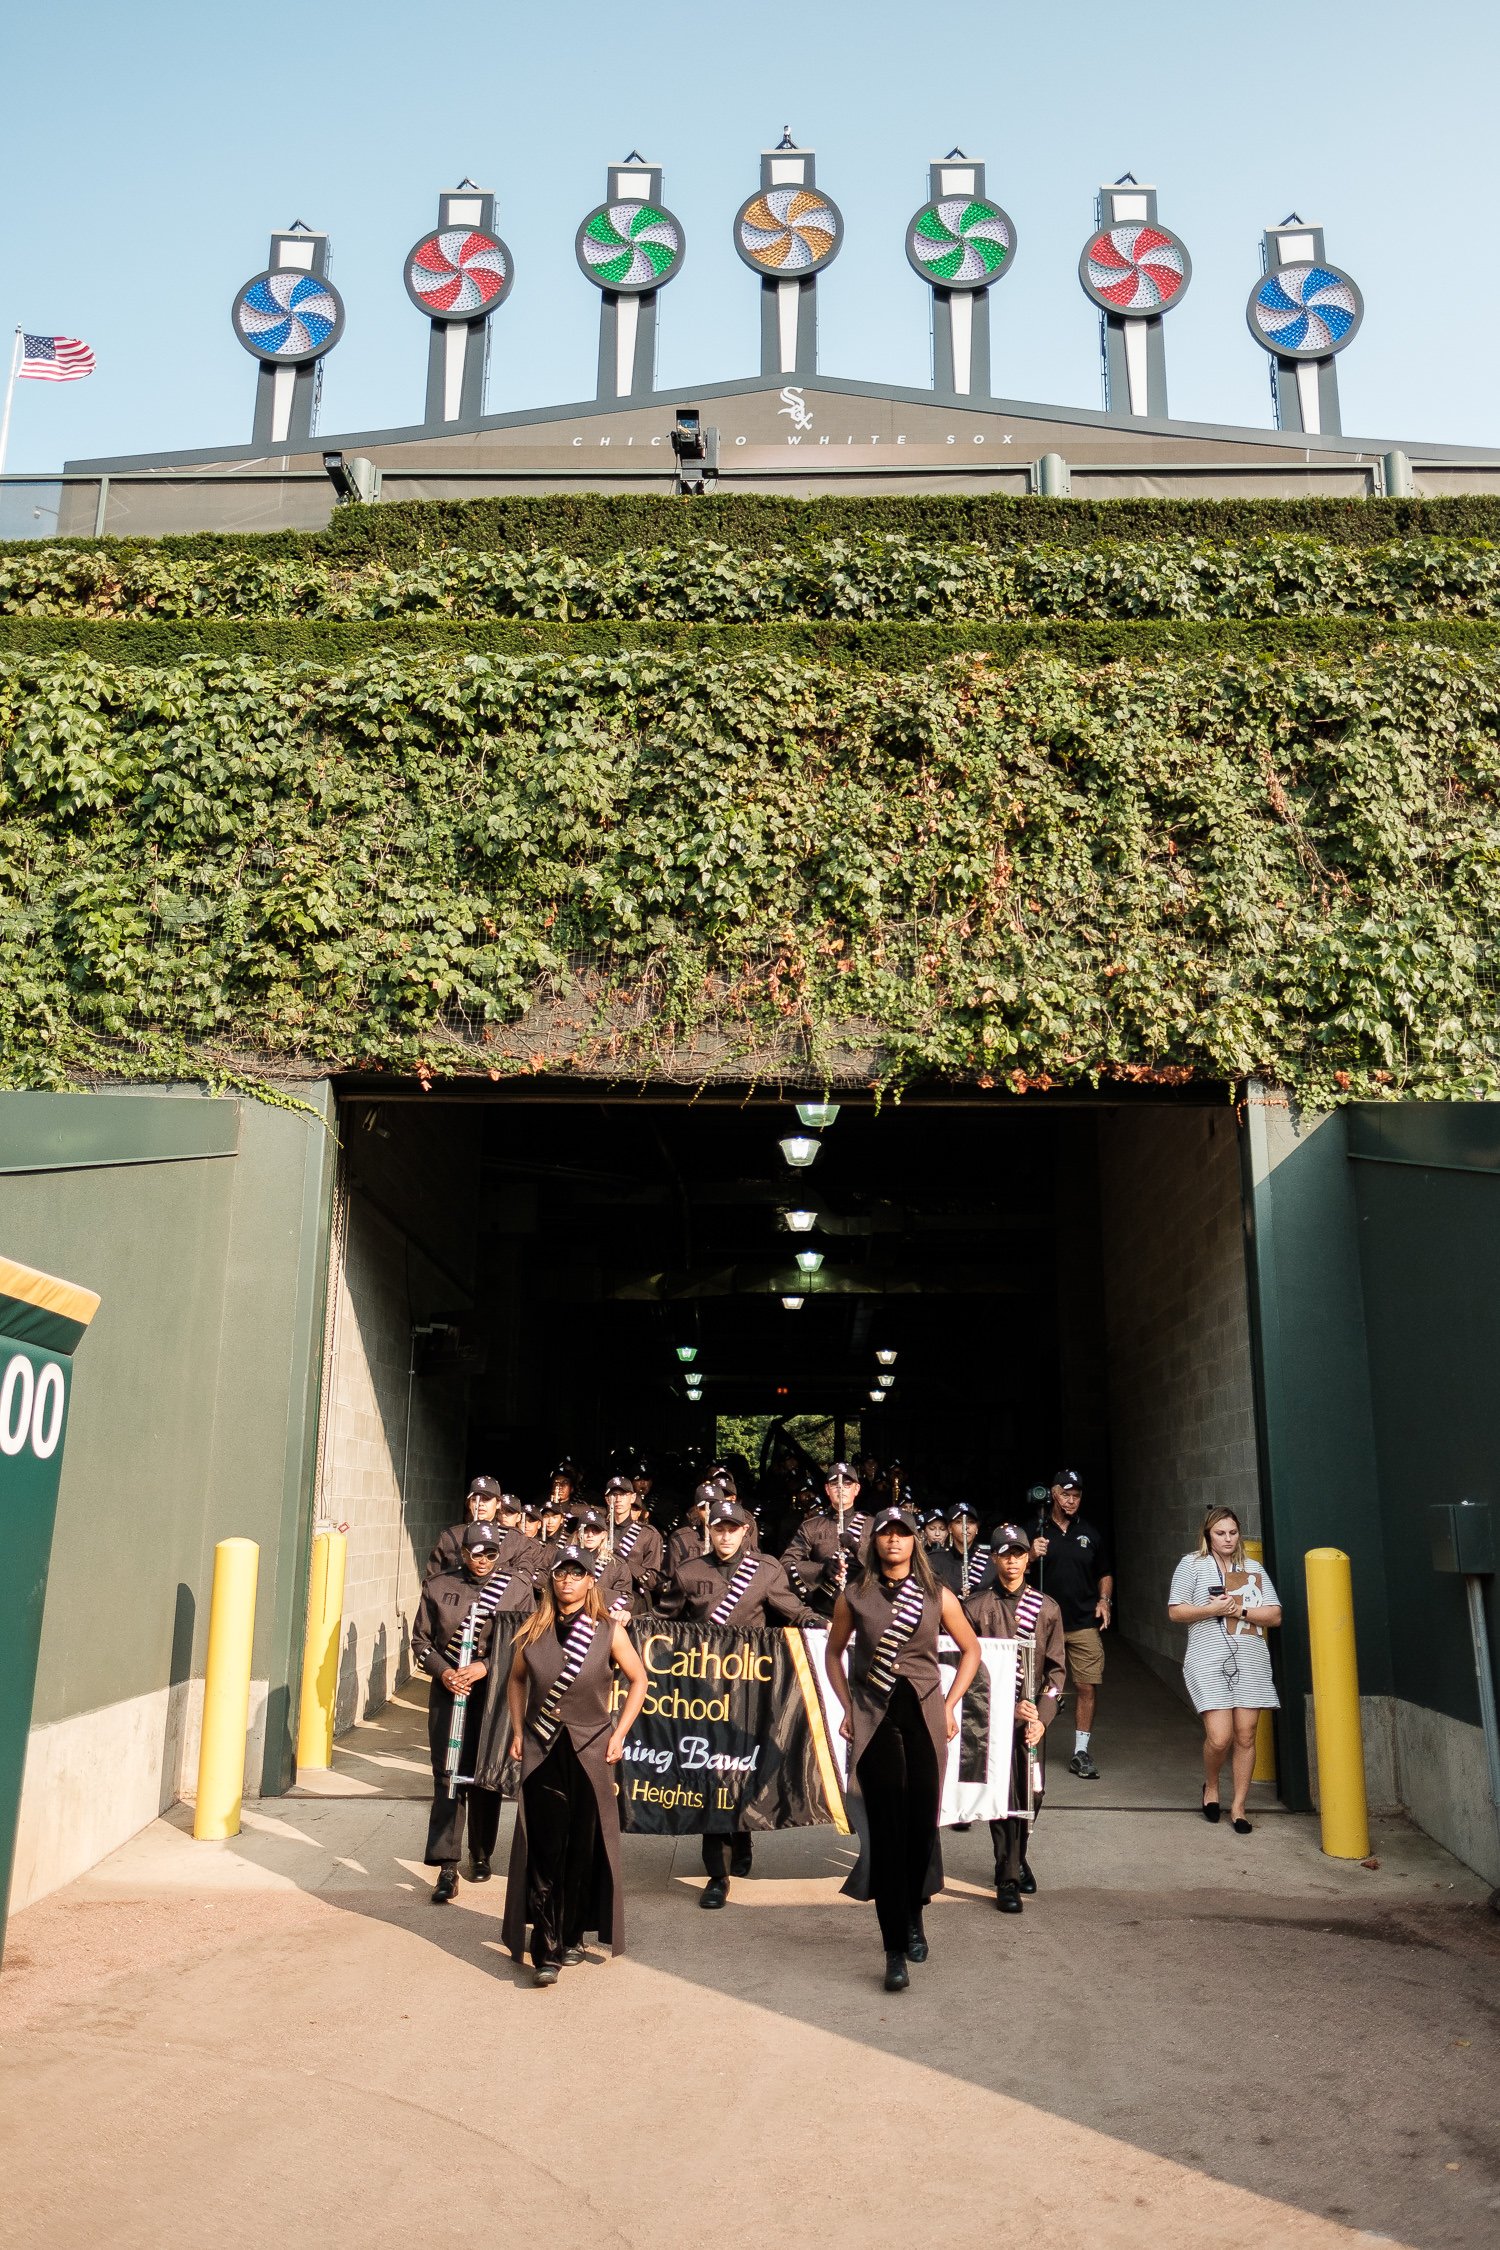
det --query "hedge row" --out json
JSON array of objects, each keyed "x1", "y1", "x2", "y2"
[
  {"x1": 3, "y1": 615, "x2": 1500, "y2": 668},
  {"x1": 10, "y1": 490, "x2": 1500, "y2": 570},
  {"x1": 3, "y1": 644, "x2": 1499, "y2": 1104},
  {"x1": 15, "y1": 534, "x2": 1500, "y2": 627}
]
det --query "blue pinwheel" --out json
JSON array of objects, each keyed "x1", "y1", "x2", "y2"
[{"x1": 1248, "y1": 262, "x2": 1362, "y2": 360}]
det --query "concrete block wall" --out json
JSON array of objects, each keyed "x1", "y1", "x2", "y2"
[
  {"x1": 317, "y1": 1193, "x2": 467, "y2": 1731},
  {"x1": 1097, "y1": 1109, "x2": 1262, "y2": 1681}
]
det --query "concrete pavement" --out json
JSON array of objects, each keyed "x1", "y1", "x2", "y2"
[{"x1": 3, "y1": 1651, "x2": 1497, "y2": 2250}]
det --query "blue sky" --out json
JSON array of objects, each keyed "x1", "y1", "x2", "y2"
[{"x1": 3, "y1": 0, "x2": 1495, "y2": 468}]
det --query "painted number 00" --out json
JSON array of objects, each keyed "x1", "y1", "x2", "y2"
[{"x1": 0, "y1": 1353, "x2": 65, "y2": 1460}]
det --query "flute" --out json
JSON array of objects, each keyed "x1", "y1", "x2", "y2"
[{"x1": 444, "y1": 1605, "x2": 479, "y2": 1799}]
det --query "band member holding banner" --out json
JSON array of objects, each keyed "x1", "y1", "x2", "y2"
[
  {"x1": 413, "y1": 1523, "x2": 536, "y2": 1901},
  {"x1": 964, "y1": 1523, "x2": 1066, "y2": 1913},
  {"x1": 607, "y1": 1473, "x2": 663, "y2": 1612},
  {"x1": 660, "y1": 1494, "x2": 822, "y2": 1907},
  {"x1": 824, "y1": 1505, "x2": 980, "y2": 1992},
  {"x1": 501, "y1": 1546, "x2": 648, "y2": 1986},
  {"x1": 783, "y1": 1462, "x2": 869, "y2": 1616}
]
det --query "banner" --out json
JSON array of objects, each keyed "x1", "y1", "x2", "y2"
[
  {"x1": 615, "y1": 1621, "x2": 849, "y2": 1836},
  {"x1": 471, "y1": 1620, "x2": 1019, "y2": 1834}
]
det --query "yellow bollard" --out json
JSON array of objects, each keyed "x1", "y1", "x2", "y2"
[
  {"x1": 1304, "y1": 1546, "x2": 1371, "y2": 1860},
  {"x1": 296, "y1": 1530, "x2": 347, "y2": 1771},
  {"x1": 1244, "y1": 1540, "x2": 1277, "y2": 1786},
  {"x1": 193, "y1": 1537, "x2": 260, "y2": 1841}
]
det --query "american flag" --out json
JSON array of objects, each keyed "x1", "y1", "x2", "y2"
[{"x1": 18, "y1": 334, "x2": 96, "y2": 382}]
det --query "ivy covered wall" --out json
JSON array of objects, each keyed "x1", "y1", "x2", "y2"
[{"x1": 3, "y1": 495, "x2": 1500, "y2": 1100}]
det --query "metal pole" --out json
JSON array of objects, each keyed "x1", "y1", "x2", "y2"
[
  {"x1": 0, "y1": 330, "x2": 23, "y2": 478},
  {"x1": 1304, "y1": 1546, "x2": 1371, "y2": 1860},
  {"x1": 193, "y1": 1538, "x2": 261, "y2": 1841},
  {"x1": 1463, "y1": 1575, "x2": 1500, "y2": 1875},
  {"x1": 295, "y1": 1529, "x2": 347, "y2": 1771}
]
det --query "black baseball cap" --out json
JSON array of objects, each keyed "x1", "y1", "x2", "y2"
[
  {"x1": 1052, "y1": 1469, "x2": 1082, "y2": 1490},
  {"x1": 575, "y1": 1508, "x2": 606, "y2": 1536},
  {"x1": 825, "y1": 1461, "x2": 859, "y2": 1484},
  {"x1": 871, "y1": 1505, "x2": 918, "y2": 1536},
  {"x1": 462, "y1": 1524, "x2": 502, "y2": 1557},
  {"x1": 708, "y1": 1497, "x2": 752, "y2": 1528},
  {"x1": 604, "y1": 1475, "x2": 634, "y2": 1498},
  {"x1": 990, "y1": 1522, "x2": 1031, "y2": 1555},
  {"x1": 467, "y1": 1474, "x2": 503, "y2": 1501},
  {"x1": 550, "y1": 1545, "x2": 590, "y2": 1576},
  {"x1": 947, "y1": 1501, "x2": 977, "y2": 1523}
]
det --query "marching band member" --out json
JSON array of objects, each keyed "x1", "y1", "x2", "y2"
[
  {"x1": 501, "y1": 1547, "x2": 648, "y2": 1986},
  {"x1": 824, "y1": 1505, "x2": 980, "y2": 1991},
  {"x1": 664, "y1": 1479, "x2": 720, "y2": 1575},
  {"x1": 574, "y1": 1506, "x2": 635, "y2": 1616},
  {"x1": 660, "y1": 1495, "x2": 821, "y2": 1908},
  {"x1": 782, "y1": 1462, "x2": 869, "y2": 1615},
  {"x1": 606, "y1": 1473, "x2": 663, "y2": 1611},
  {"x1": 964, "y1": 1522, "x2": 1066, "y2": 1913},
  {"x1": 946, "y1": 1501, "x2": 988, "y2": 1594},
  {"x1": 424, "y1": 1474, "x2": 504, "y2": 1581},
  {"x1": 413, "y1": 1523, "x2": 535, "y2": 1900}
]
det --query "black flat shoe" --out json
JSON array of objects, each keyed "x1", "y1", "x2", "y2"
[
  {"x1": 906, "y1": 1920, "x2": 929, "y2": 1964},
  {"x1": 730, "y1": 1851, "x2": 753, "y2": 1879},
  {"x1": 467, "y1": 1852, "x2": 492, "y2": 1882},
  {"x1": 1232, "y1": 1816, "x2": 1253, "y2": 1834},
  {"x1": 562, "y1": 1945, "x2": 584, "y2": 1966},
  {"x1": 1201, "y1": 1794, "x2": 1222, "y2": 1824},
  {"x1": 995, "y1": 1880, "x2": 1023, "y2": 1914},
  {"x1": 884, "y1": 1953, "x2": 910, "y2": 1992},
  {"x1": 533, "y1": 1963, "x2": 560, "y2": 1988},
  {"x1": 700, "y1": 1877, "x2": 729, "y2": 1910},
  {"x1": 1018, "y1": 1862, "x2": 1037, "y2": 1895},
  {"x1": 431, "y1": 1864, "x2": 459, "y2": 1904}
]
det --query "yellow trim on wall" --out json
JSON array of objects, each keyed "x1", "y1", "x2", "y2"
[{"x1": 0, "y1": 1256, "x2": 100, "y2": 1327}]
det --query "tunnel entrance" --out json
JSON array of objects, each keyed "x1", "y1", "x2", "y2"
[{"x1": 314, "y1": 1084, "x2": 1264, "y2": 1748}]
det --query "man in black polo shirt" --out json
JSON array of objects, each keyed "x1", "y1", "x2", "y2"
[{"x1": 1030, "y1": 1468, "x2": 1113, "y2": 1779}]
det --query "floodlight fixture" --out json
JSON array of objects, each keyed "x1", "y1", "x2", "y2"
[
  {"x1": 875, "y1": 1349, "x2": 897, "y2": 1366},
  {"x1": 795, "y1": 1250, "x2": 824, "y2": 1274},
  {"x1": 878, "y1": 1374, "x2": 895, "y2": 1389},
  {"x1": 781, "y1": 1295, "x2": 806, "y2": 1311},
  {"x1": 867, "y1": 1389, "x2": 885, "y2": 1403},
  {"x1": 675, "y1": 1346, "x2": 698, "y2": 1364},
  {"x1": 782, "y1": 1208, "x2": 819, "y2": 1233},
  {"x1": 796, "y1": 1102, "x2": 840, "y2": 1130}
]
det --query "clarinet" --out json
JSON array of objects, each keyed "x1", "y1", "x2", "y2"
[{"x1": 444, "y1": 1605, "x2": 479, "y2": 1800}]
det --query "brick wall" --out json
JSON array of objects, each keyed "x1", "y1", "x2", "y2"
[
  {"x1": 1097, "y1": 1109, "x2": 1262, "y2": 1685},
  {"x1": 318, "y1": 1193, "x2": 468, "y2": 1730}
]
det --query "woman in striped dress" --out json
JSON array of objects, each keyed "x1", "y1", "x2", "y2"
[
  {"x1": 500, "y1": 1546, "x2": 648, "y2": 1986},
  {"x1": 1168, "y1": 1508, "x2": 1282, "y2": 1835}
]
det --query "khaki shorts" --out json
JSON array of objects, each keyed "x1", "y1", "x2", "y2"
[{"x1": 1064, "y1": 1628, "x2": 1106, "y2": 1688}]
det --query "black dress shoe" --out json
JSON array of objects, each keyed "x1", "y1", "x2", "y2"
[
  {"x1": 700, "y1": 1877, "x2": 729, "y2": 1910},
  {"x1": 431, "y1": 1864, "x2": 459, "y2": 1905},
  {"x1": 1232, "y1": 1816, "x2": 1253, "y2": 1835},
  {"x1": 906, "y1": 1920, "x2": 929, "y2": 1964},
  {"x1": 533, "y1": 1963, "x2": 560, "y2": 1988},
  {"x1": 562, "y1": 1945, "x2": 584, "y2": 1966},
  {"x1": 884, "y1": 1952, "x2": 910, "y2": 1991},
  {"x1": 467, "y1": 1852, "x2": 492, "y2": 1883},
  {"x1": 995, "y1": 1880, "x2": 1023, "y2": 1914},
  {"x1": 1201, "y1": 1793, "x2": 1222, "y2": 1824},
  {"x1": 730, "y1": 1849, "x2": 753, "y2": 1879},
  {"x1": 1018, "y1": 1861, "x2": 1037, "y2": 1895}
]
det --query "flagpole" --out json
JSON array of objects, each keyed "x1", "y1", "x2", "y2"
[{"x1": 0, "y1": 330, "x2": 22, "y2": 479}]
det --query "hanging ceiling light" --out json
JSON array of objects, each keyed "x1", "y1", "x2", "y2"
[
  {"x1": 796, "y1": 1102, "x2": 840, "y2": 1131},
  {"x1": 779, "y1": 1135, "x2": 820, "y2": 1168},
  {"x1": 867, "y1": 1388, "x2": 885, "y2": 1403},
  {"x1": 675, "y1": 1345, "x2": 698, "y2": 1364},
  {"x1": 781, "y1": 1294, "x2": 805, "y2": 1311},
  {"x1": 782, "y1": 1208, "x2": 818, "y2": 1233},
  {"x1": 875, "y1": 1348, "x2": 897, "y2": 1366},
  {"x1": 877, "y1": 1374, "x2": 895, "y2": 1389},
  {"x1": 795, "y1": 1249, "x2": 824, "y2": 1274}
]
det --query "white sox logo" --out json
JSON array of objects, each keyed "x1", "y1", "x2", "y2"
[{"x1": 778, "y1": 386, "x2": 813, "y2": 431}]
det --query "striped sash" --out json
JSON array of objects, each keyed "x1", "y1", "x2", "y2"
[
  {"x1": 708, "y1": 1553, "x2": 760, "y2": 1625},
  {"x1": 530, "y1": 1616, "x2": 598, "y2": 1749},
  {"x1": 965, "y1": 1548, "x2": 988, "y2": 1592},
  {"x1": 617, "y1": 1523, "x2": 641, "y2": 1559},
  {"x1": 443, "y1": 1572, "x2": 512, "y2": 1657},
  {"x1": 1014, "y1": 1587, "x2": 1043, "y2": 1637},
  {"x1": 865, "y1": 1577, "x2": 927, "y2": 1701}
]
